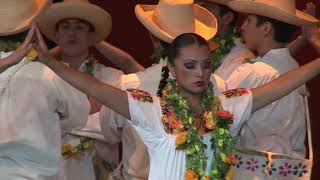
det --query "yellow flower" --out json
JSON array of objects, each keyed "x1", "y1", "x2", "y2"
[
  {"x1": 71, "y1": 147, "x2": 78, "y2": 153},
  {"x1": 185, "y1": 170, "x2": 198, "y2": 180},
  {"x1": 211, "y1": 169, "x2": 218, "y2": 175},
  {"x1": 83, "y1": 142, "x2": 90, "y2": 149},
  {"x1": 225, "y1": 169, "x2": 233, "y2": 180},
  {"x1": 27, "y1": 48, "x2": 38, "y2": 61},
  {"x1": 220, "y1": 153, "x2": 226, "y2": 162},
  {"x1": 203, "y1": 111, "x2": 216, "y2": 130},
  {"x1": 218, "y1": 139, "x2": 224, "y2": 147},
  {"x1": 175, "y1": 131, "x2": 189, "y2": 146},
  {"x1": 218, "y1": 128, "x2": 225, "y2": 135}
]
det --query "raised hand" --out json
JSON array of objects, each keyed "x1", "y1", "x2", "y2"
[
  {"x1": 7, "y1": 24, "x2": 35, "y2": 64},
  {"x1": 302, "y1": 3, "x2": 320, "y2": 45},
  {"x1": 33, "y1": 24, "x2": 55, "y2": 63}
]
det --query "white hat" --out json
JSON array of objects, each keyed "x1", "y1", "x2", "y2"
[
  {"x1": 37, "y1": 0, "x2": 112, "y2": 45},
  {"x1": 135, "y1": 0, "x2": 218, "y2": 43}
]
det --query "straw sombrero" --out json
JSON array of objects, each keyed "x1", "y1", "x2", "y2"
[
  {"x1": 37, "y1": 0, "x2": 111, "y2": 45},
  {"x1": 206, "y1": 0, "x2": 230, "y2": 5},
  {"x1": 0, "y1": 0, "x2": 51, "y2": 36},
  {"x1": 135, "y1": 0, "x2": 218, "y2": 43},
  {"x1": 228, "y1": 0, "x2": 320, "y2": 26}
]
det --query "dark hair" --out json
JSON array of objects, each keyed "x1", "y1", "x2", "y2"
[
  {"x1": 218, "y1": 5, "x2": 239, "y2": 25},
  {"x1": 255, "y1": 15, "x2": 296, "y2": 43},
  {"x1": 164, "y1": 33, "x2": 209, "y2": 64},
  {"x1": 196, "y1": 0, "x2": 239, "y2": 26},
  {"x1": 0, "y1": 31, "x2": 27, "y2": 43},
  {"x1": 55, "y1": 18, "x2": 95, "y2": 32}
]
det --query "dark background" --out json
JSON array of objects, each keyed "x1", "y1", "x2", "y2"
[{"x1": 55, "y1": 0, "x2": 320, "y2": 178}]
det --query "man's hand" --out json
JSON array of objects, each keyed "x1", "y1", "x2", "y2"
[
  {"x1": 7, "y1": 24, "x2": 36, "y2": 64},
  {"x1": 302, "y1": 3, "x2": 320, "y2": 44},
  {"x1": 33, "y1": 24, "x2": 55, "y2": 64}
]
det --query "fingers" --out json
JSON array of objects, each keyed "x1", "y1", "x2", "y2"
[
  {"x1": 305, "y1": 2, "x2": 316, "y2": 17},
  {"x1": 22, "y1": 23, "x2": 36, "y2": 47},
  {"x1": 34, "y1": 24, "x2": 47, "y2": 50}
]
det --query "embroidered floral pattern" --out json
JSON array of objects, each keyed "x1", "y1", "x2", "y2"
[
  {"x1": 223, "y1": 88, "x2": 249, "y2": 98},
  {"x1": 293, "y1": 163, "x2": 308, "y2": 177},
  {"x1": 127, "y1": 88, "x2": 153, "y2": 103},
  {"x1": 279, "y1": 163, "x2": 293, "y2": 176},
  {"x1": 261, "y1": 160, "x2": 277, "y2": 175},
  {"x1": 245, "y1": 158, "x2": 259, "y2": 172},
  {"x1": 233, "y1": 154, "x2": 243, "y2": 168},
  {"x1": 233, "y1": 153, "x2": 310, "y2": 178}
]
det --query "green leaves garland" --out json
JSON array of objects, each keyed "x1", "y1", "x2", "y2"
[
  {"x1": 161, "y1": 79, "x2": 236, "y2": 179},
  {"x1": 211, "y1": 28, "x2": 240, "y2": 71}
]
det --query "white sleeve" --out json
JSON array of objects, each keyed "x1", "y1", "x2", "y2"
[
  {"x1": 211, "y1": 74, "x2": 227, "y2": 95},
  {"x1": 119, "y1": 63, "x2": 163, "y2": 95},
  {"x1": 226, "y1": 62, "x2": 278, "y2": 89},
  {"x1": 127, "y1": 90, "x2": 166, "y2": 150},
  {"x1": 220, "y1": 89, "x2": 253, "y2": 136},
  {"x1": 51, "y1": 68, "x2": 90, "y2": 131},
  {"x1": 96, "y1": 65, "x2": 124, "y2": 87}
]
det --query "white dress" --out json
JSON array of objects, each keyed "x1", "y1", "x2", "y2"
[
  {"x1": 126, "y1": 88, "x2": 253, "y2": 180},
  {"x1": 100, "y1": 61, "x2": 227, "y2": 180},
  {"x1": 0, "y1": 52, "x2": 90, "y2": 179}
]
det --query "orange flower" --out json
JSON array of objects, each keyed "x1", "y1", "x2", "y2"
[
  {"x1": 185, "y1": 170, "x2": 198, "y2": 180},
  {"x1": 170, "y1": 118, "x2": 184, "y2": 129},
  {"x1": 61, "y1": 143, "x2": 72, "y2": 153},
  {"x1": 209, "y1": 41, "x2": 220, "y2": 51},
  {"x1": 225, "y1": 155, "x2": 236, "y2": 165},
  {"x1": 204, "y1": 176, "x2": 211, "y2": 180},
  {"x1": 175, "y1": 131, "x2": 188, "y2": 146}
]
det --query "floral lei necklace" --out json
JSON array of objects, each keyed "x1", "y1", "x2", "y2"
[
  {"x1": 161, "y1": 79, "x2": 235, "y2": 180},
  {"x1": 61, "y1": 55, "x2": 98, "y2": 159},
  {"x1": 211, "y1": 27, "x2": 240, "y2": 71}
]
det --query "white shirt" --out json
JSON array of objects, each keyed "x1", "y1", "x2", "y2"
[
  {"x1": 226, "y1": 48, "x2": 307, "y2": 157},
  {"x1": 0, "y1": 52, "x2": 90, "y2": 179},
  {"x1": 100, "y1": 62, "x2": 227, "y2": 180},
  {"x1": 59, "y1": 60, "x2": 123, "y2": 180},
  {"x1": 127, "y1": 88, "x2": 252, "y2": 180},
  {"x1": 214, "y1": 38, "x2": 254, "y2": 80}
]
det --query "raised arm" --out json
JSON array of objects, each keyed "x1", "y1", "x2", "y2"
[
  {"x1": 94, "y1": 41, "x2": 145, "y2": 73},
  {"x1": 0, "y1": 25, "x2": 35, "y2": 73},
  {"x1": 287, "y1": 2, "x2": 317, "y2": 56},
  {"x1": 34, "y1": 25, "x2": 131, "y2": 119}
]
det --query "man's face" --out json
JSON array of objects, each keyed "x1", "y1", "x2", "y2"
[
  {"x1": 240, "y1": 14, "x2": 264, "y2": 51},
  {"x1": 55, "y1": 18, "x2": 93, "y2": 57}
]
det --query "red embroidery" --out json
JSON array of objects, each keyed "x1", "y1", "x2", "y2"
[{"x1": 223, "y1": 88, "x2": 249, "y2": 98}]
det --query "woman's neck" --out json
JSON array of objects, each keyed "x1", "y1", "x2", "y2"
[{"x1": 178, "y1": 88, "x2": 202, "y2": 111}]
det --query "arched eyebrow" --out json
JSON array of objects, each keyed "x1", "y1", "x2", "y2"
[{"x1": 184, "y1": 57, "x2": 211, "y2": 62}]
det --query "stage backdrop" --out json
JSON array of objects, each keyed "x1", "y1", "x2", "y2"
[{"x1": 88, "y1": 0, "x2": 320, "y2": 179}]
